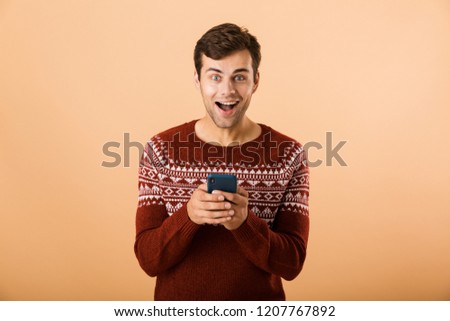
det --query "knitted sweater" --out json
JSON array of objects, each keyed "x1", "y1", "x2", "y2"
[{"x1": 134, "y1": 120, "x2": 309, "y2": 300}]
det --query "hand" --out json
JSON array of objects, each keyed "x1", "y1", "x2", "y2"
[
  {"x1": 187, "y1": 184, "x2": 235, "y2": 225},
  {"x1": 211, "y1": 186, "x2": 249, "y2": 231}
]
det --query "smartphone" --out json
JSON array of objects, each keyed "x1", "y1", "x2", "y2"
[{"x1": 207, "y1": 174, "x2": 237, "y2": 194}]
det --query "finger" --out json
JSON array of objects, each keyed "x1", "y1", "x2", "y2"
[
  {"x1": 200, "y1": 209, "x2": 234, "y2": 219},
  {"x1": 202, "y1": 216, "x2": 233, "y2": 225},
  {"x1": 236, "y1": 186, "x2": 249, "y2": 197},
  {"x1": 190, "y1": 212, "x2": 233, "y2": 225},
  {"x1": 195, "y1": 210, "x2": 234, "y2": 223},
  {"x1": 197, "y1": 183, "x2": 208, "y2": 192},
  {"x1": 198, "y1": 190, "x2": 225, "y2": 202},
  {"x1": 212, "y1": 190, "x2": 243, "y2": 205},
  {"x1": 200, "y1": 200, "x2": 232, "y2": 211},
  {"x1": 212, "y1": 187, "x2": 248, "y2": 202}
]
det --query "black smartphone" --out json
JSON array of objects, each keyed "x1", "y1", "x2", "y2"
[{"x1": 207, "y1": 174, "x2": 237, "y2": 193}]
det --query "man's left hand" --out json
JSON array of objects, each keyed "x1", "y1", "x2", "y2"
[{"x1": 212, "y1": 186, "x2": 249, "y2": 230}]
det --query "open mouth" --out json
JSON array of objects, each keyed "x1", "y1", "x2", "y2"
[{"x1": 215, "y1": 101, "x2": 239, "y2": 111}]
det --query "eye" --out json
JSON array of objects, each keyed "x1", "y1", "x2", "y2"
[
  {"x1": 211, "y1": 75, "x2": 221, "y2": 81},
  {"x1": 234, "y1": 74, "x2": 246, "y2": 81}
]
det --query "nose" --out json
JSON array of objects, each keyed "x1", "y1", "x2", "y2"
[{"x1": 220, "y1": 80, "x2": 236, "y2": 96}]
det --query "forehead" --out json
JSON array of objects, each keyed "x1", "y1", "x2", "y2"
[{"x1": 201, "y1": 49, "x2": 253, "y2": 73}]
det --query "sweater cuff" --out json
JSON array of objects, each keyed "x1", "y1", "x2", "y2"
[
  {"x1": 231, "y1": 210, "x2": 268, "y2": 244},
  {"x1": 167, "y1": 204, "x2": 201, "y2": 238}
]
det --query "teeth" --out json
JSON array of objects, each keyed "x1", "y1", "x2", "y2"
[{"x1": 219, "y1": 101, "x2": 238, "y2": 105}]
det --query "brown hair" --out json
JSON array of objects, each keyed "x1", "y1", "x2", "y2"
[{"x1": 194, "y1": 23, "x2": 261, "y2": 80}]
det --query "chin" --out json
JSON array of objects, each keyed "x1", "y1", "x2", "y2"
[{"x1": 213, "y1": 120, "x2": 235, "y2": 129}]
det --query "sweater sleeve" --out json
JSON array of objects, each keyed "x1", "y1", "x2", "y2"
[
  {"x1": 134, "y1": 142, "x2": 200, "y2": 277},
  {"x1": 230, "y1": 152, "x2": 310, "y2": 281}
]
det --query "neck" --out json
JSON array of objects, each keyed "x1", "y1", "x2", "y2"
[{"x1": 195, "y1": 116, "x2": 261, "y2": 146}]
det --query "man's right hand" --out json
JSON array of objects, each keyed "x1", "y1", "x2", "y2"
[{"x1": 187, "y1": 184, "x2": 235, "y2": 225}]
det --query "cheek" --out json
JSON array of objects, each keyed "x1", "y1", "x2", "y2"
[
  {"x1": 238, "y1": 85, "x2": 254, "y2": 98},
  {"x1": 200, "y1": 83, "x2": 217, "y2": 98}
]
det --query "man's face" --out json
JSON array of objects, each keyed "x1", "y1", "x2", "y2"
[{"x1": 194, "y1": 49, "x2": 259, "y2": 129}]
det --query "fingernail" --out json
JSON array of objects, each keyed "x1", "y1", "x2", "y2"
[
  {"x1": 229, "y1": 210, "x2": 234, "y2": 215},
  {"x1": 218, "y1": 195, "x2": 225, "y2": 201},
  {"x1": 225, "y1": 202, "x2": 231, "y2": 209}
]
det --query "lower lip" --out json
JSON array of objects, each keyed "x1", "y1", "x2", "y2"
[{"x1": 216, "y1": 104, "x2": 237, "y2": 117}]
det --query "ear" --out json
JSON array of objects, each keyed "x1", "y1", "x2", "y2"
[
  {"x1": 252, "y1": 71, "x2": 260, "y2": 93},
  {"x1": 194, "y1": 70, "x2": 200, "y2": 89}
]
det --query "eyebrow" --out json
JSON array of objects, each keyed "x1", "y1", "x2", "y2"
[{"x1": 205, "y1": 67, "x2": 250, "y2": 74}]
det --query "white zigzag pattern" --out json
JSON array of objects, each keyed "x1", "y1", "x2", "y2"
[{"x1": 138, "y1": 131, "x2": 309, "y2": 226}]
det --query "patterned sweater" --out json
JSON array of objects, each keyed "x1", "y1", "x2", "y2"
[{"x1": 134, "y1": 120, "x2": 309, "y2": 300}]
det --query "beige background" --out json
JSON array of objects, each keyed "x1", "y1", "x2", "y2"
[{"x1": 1, "y1": 0, "x2": 450, "y2": 300}]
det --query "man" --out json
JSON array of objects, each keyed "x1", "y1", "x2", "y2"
[{"x1": 134, "y1": 23, "x2": 309, "y2": 300}]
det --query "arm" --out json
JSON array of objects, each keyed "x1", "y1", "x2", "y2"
[
  {"x1": 134, "y1": 142, "x2": 200, "y2": 277},
  {"x1": 226, "y1": 153, "x2": 310, "y2": 280}
]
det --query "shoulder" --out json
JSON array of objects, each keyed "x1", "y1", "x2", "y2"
[
  {"x1": 141, "y1": 120, "x2": 197, "y2": 167},
  {"x1": 259, "y1": 123, "x2": 305, "y2": 157},
  {"x1": 145, "y1": 120, "x2": 197, "y2": 149}
]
